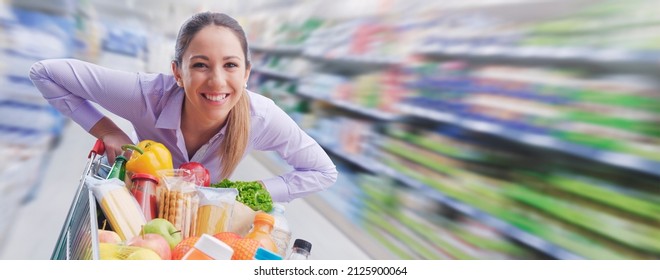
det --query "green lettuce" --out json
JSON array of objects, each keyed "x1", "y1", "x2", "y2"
[{"x1": 211, "y1": 179, "x2": 273, "y2": 212}]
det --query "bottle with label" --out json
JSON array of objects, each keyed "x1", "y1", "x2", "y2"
[
  {"x1": 182, "y1": 234, "x2": 233, "y2": 260},
  {"x1": 245, "y1": 212, "x2": 278, "y2": 253},
  {"x1": 287, "y1": 239, "x2": 312, "y2": 260},
  {"x1": 106, "y1": 155, "x2": 127, "y2": 181},
  {"x1": 269, "y1": 203, "x2": 292, "y2": 257}
]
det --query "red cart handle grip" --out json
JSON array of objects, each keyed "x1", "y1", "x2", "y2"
[{"x1": 89, "y1": 139, "x2": 106, "y2": 158}]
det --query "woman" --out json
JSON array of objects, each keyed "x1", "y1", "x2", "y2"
[{"x1": 29, "y1": 12, "x2": 337, "y2": 202}]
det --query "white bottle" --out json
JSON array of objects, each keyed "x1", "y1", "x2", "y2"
[{"x1": 269, "y1": 203, "x2": 292, "y2": 257}]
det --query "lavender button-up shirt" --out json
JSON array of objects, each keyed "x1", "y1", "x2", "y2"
[{"x1": 29, "y1": 59, "x2": 338, "y2": 202}]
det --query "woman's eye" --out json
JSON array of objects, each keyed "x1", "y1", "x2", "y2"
[
  {"x1": 225, "y1": 63, "x2": 238, "y2": 68},
  {"x1": 193, "y1": 63, "x2": 207, "y2": 68}
]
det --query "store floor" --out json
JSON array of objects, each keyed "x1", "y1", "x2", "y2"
[{"x1": 0, "y1": 107, "x2": 369, "y2": 260}]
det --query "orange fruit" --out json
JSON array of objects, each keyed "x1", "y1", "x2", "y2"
[
  {"x1": 213, "y1": 232, "x2": 241, "y2": 247},
  {"x1": 230, "y1": 238, "x2": 260, "y2": 260},
  {"x1": 171, "y1": 236, "x2": 200, "y2": 260}
]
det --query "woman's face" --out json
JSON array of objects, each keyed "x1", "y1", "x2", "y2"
[{"x1": 173, "y1": 25, "x2": 250, "y2": 125}]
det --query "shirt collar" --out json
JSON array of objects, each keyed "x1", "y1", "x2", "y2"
[{"x1": 155, "y1": 89, "x2": 184, "y2": 130}]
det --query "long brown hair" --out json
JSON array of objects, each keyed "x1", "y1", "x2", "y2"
[{"x1": 173, "y1": 12, "x2": 251, "y2": 180}]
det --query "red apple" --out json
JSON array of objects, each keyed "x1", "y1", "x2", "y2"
[
  {"x1": 128, "y1": 233, "x2": 172, "y2": 260},
  {"x1": 179, "y1": 162, "x2": 210, "y2": 186},
  {"x1": 98, "y1": 229, "x2": 122, "y2": 244}
]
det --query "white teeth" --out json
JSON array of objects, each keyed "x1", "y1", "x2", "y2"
[{"x1": 204, "y1": 94, "x2": 228, "y2": 101}]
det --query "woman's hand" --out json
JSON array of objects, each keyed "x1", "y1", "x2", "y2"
[
  {"x1": 89, "y1": 116, "x2": 133, "y2": 165},
  {"x1": 101, "y1": 131, "x2": 133, "y2": 165}
]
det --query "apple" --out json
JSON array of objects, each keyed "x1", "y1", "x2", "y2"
[
  {"x1": 98, "y1": 229, "x2": 122, "y2": 244},
  {"x1": 179, "y1": 162, "x2": 210, "y2": 186},
  {"x1": 142, "y1": 218, "x2": 182, "y2": 250},
  {"x1": 128, "y1": 233, "x2": 172, "y2": 260}
]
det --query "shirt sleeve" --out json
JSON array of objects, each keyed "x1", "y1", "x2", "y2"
[
  {"x1": 29, "y1": 58, "x2": 144, "y2": 132},
  {"x1": 253, "y1": 101, "x2": 339, "y2": 202}
]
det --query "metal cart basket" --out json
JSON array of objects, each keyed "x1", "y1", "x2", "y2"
[{"x1": 51, "y1": 140, "x2": 109, "y2": 260}]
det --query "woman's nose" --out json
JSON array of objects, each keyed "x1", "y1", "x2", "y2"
[{"x1": 208, "y1": 70, "x2": 227, "y2": 88}]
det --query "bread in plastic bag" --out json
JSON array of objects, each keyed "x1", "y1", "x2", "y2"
[
  {"x1": 195, "y1": 187, "x2": 238, "y2": 236},
  {"x1": 86, "y1": 176, "x2": 146, "y2": 241}
]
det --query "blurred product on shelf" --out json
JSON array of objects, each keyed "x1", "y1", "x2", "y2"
[
  {"x1": 248, "y1": 0, "x2": 660, "y2": 260},
  {"x1": 0, "y1": 4, "x2": 74, "y2": 253}
]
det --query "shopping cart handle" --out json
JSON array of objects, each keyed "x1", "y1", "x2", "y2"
[{"x1": 89, "y1": 139, "x2": 106, "y2": 158}]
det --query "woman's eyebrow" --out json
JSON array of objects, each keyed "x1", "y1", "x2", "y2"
[
  {"x1": 189, "y1": 55, "x2": 240, "y2": 61},
  {"x1": 189, "y1": 54, "x2": 210, "y2": 61}
]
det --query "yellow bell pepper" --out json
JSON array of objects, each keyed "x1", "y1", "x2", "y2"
[{"x1": 121, "y1": 140, "x2": 173, "y2": 177}]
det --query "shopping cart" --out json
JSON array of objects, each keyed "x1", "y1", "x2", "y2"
[{"x1": 51, "y1": 139, "x2": 109, "y2": 260}]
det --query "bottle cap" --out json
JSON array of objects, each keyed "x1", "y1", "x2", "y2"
[
  {"x1": 194, "y1": 234, "x2": 234, "y2": 260},
  {"x1": 254, "y1": 247, "x2": 282, "y2": 260},
  {"x1": 292, "y1": 239, "x2": 312, "y2": 253},
  {"x1": 254, "y1": 212, "x2": 275, "y2": 226},
  {"x1": 130, "y1": 173, "x2": 159, "y2": 184}
]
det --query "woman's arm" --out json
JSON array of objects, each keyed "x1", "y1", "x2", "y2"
[
  {"x1": 29, "y1": 59, "x2": 144, "y2": 161},
  {"x1": 253, "y1": 100, "x2": 339, "y2": 202}
]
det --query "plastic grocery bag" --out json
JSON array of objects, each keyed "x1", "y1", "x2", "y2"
[
  {"x1": 195, "y1": 187, "x2": 238, "y2": 236},
  {"x1": 229, "y1": 201, "x2": 257, "y2": 236},
  {"x1": 86, "y1": 176, "x2": 146, "y2": 241}
]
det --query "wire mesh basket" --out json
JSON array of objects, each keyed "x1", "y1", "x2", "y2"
[{"x1": 51, "y1": 140, "x2": 110, "y2": 260}]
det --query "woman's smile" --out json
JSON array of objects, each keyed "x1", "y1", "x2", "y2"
[{"x1": 202, "y1": 93, "x2": 230, "y2": 103}]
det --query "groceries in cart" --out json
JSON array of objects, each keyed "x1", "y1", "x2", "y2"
[{"x1": 81, "y1": 140, "x2": 296, "y2": 260}]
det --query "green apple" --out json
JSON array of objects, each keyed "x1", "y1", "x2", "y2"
[{"x1": 142, "y1": 218, "x2": 182, "y2": 250}]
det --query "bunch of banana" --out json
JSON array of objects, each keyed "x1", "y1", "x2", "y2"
[{"x1": 99, "y1": 243, "x2": 161, "y2": 260}]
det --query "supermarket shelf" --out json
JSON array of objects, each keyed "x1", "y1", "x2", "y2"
[
  {"x1": 250, "y1": 44, "x2": 303, "y2": 55},
  {"x1": 252, "y1": 67, "x2": 300, "y2": 80},
  {"x1": 303, "y1": 50, "x2": 402, "y2": 66},
  {"x1": 250, "y1": 151, "x2": 397, "y2": 260},
  {"x1": 296, "y1": 89, "x2": 399, "y2": 121},
  {"x1": 398, "y1": 103, "x2": 660, "y2": 178},
  {"x1": 305, "y1": 132, "x2": 583, "y2": 260},
  {"x1": 417, "y1": 45, "x2": 660, "y2": 72}
]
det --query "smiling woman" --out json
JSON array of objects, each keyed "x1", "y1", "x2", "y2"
[
  {"x1": 28, "y1": 11, "x2": 338, "y2": 203},
  {"x1": 171, "y1": 14, "x2": 252, "y2": 180}
]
